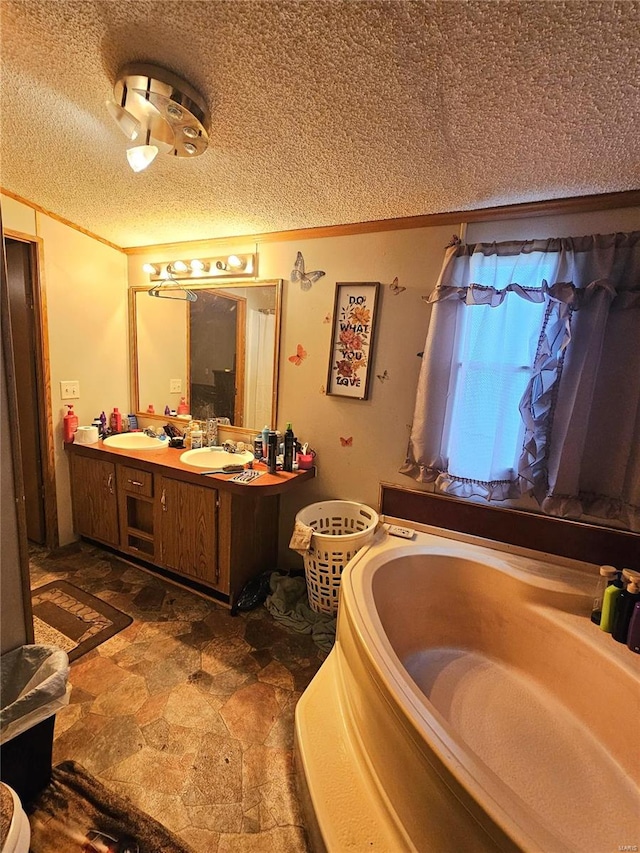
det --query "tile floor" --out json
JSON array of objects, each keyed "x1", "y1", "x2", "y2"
[{"x1": 30, "y1": 542, "x2": 326, "y2": 852}]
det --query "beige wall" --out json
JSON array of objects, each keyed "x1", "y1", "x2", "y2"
[{"x1": 1, "y1": 195, "x2": 129, "y2": 545}]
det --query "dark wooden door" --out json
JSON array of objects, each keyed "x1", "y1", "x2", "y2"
[
  {"x1": 5, "y1": 239, "x2": 45, "y2": 544},
  {"x1": 158, "y1": 476, "x2": 219, "y2": 587},
  {"x1": 70, "y1": 455, "x2": 119, "y2": 545}
]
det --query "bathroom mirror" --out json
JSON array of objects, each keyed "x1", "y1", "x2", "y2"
[{"x1": 130, "y1": 279, "x2": 282, "y2": 432}]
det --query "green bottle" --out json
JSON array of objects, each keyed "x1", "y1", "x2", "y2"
[{"x1": 600, "y1": 573, "x2": 623, "y2": 633}]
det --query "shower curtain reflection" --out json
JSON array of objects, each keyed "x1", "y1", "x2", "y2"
[{"x1": 245, "y1": 309, "x2": 276, "y2": 429}]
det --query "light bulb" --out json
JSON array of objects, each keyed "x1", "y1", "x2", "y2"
[
  {"x1": 190, "y1": 260, "x2": 210, "y2": 274},
  {"x1": 126, "y1": 145, "x2": 158, "y2": 172},
  {"x1": 227, "y1": 255, "x2": 246, "y2": 270},
  {"x1": 142, "y1": 263, "x2": 160, "y2": 275},
  {"x1": 172, "y1": 260, "x2": 188, "y2": 273}
]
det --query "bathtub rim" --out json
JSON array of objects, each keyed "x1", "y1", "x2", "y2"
[{"x1": 339, "y1": 523, "x2": 633, "y2": 853}]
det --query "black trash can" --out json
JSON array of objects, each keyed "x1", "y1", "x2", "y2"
[{"x1": 0, "y1": 644, "x2": 70, "y2": 805}]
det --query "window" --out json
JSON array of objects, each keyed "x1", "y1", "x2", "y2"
[{"x1": 402, "y1": 232, "x2": 640, "y2": 531}]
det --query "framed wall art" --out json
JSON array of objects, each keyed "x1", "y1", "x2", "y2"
[{"x1": 326, "y1": 282, "x2": 380, "y2": 400}]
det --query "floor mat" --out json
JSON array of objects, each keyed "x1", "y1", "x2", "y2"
[
  {"x1": 28, "y1": 760, "x2": 191, "y2": 852},
  {"x1": 31, "y1": 581, "x2": 132, "y2": 662}
]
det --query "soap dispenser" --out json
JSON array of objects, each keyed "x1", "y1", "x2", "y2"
[
  {"x1": 611, "y1": 570, "x2": 640, "y2": 643},
  {"x1": 626, "y1": 601, "x2": 640, "y2": 653},
  {"x1": 600, "y1": 571, "x2": 624, "y2": 633},
  {"x1": 591, "y1": 565, "x2": 619, "y2": 625}
]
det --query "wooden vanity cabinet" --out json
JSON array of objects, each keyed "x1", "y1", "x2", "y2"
[
  {"x1": 157, "y1": 476, "x2": 221, "y2": 591},
  {"x1": 68, "y1": 446, "x2": 297, "y2": 606},
  {"x1": 69, "y1": 454, "x2": 119, "y2": 547},
  {"x1": 117, "y1": 465, "x2": 156, "y2": 561}
]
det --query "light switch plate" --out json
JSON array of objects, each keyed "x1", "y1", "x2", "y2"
[
  {"x1": 60, "y1": 380, "x2": 80, "y2": 399},
  {"x1": 170, "y1": 379, "x2": 182, "y2": 393}
]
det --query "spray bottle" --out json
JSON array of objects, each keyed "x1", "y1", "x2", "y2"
[{"x1": 283, "y1": 422, "x2": 295, "y2": 472}]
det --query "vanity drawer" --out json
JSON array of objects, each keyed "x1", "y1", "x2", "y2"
[{"x1": 120, "y1": 466, "x2": 153, "y2": 497}]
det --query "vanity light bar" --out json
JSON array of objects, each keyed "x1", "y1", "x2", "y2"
[{"x1": 143, "y1": 253, "x2": 256, "y2": 281}]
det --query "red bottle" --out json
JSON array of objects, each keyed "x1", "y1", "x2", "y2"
[{"x1": 63, "y1": 404, "x2": 78, "y2": 443}]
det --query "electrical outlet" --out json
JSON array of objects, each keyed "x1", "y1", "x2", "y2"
[
  {"x1": 170, "y1": 379, "x2": 182, "y2": 393},
  {"x1": 60, "y1": 380, "x2": 80, "y2": 399}
]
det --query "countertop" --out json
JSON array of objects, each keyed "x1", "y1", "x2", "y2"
[{"x1": 67, "y1": 440, "x2": 315, "y2": 496}]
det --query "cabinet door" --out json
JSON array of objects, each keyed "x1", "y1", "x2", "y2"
[
  {"x1": 158, "y1": 477, "x2": 220, "y2": 588},
  {"x1": 70, "y1": 455, "x2": 119, "y2": 546}
]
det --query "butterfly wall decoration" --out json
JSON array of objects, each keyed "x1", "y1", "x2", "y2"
[
  {"x1": 339, "y1": 436, "x2": 353, "y2": 446},
  {"x1": 288, "y1": 344, "x2": 307, "y2": 366},
  {"x1": 323, "y1": 313, "x2": 331, "y2": 324},
  {"x1": 376, "y1": 369, "x2": 390, "y2": 383},
  {"x1": 388, "y1": 277, "x2": 406, "y2": 295},
  {"x1": 291, "y1": 252, "x2": 325, "y2": 291}
]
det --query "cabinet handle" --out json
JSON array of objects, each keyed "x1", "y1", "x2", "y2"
[
  {"x1": 128, "y1": 479, "x2": 143, "y2": 487},
  {"x1": 161, "y1": 488, "x2": 167, "y2": 511},
  {"x1": 107, "y1": 473, "x2": 114, "y2": 495}
]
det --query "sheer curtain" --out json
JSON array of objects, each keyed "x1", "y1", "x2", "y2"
[{"x1": 402, "y1": 231, "x2": 640, "y2": 531}]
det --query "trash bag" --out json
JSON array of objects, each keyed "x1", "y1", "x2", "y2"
[
  {"x1": 0, "y1": 644, "x2": 70, "y2": 745},
  {"x1": 230, "y1": 571, "x2": 274, "y2": 616}
]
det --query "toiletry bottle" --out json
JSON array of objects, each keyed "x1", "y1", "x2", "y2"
[
  {"x1": 591, "y1": 565, "x2": 619, "y2": 625},
  {"x1": 626, "y1": 601, "x2": 640, "y2": 653},
  {"x1": 109, "y1": 407, "x2": 122, "y2": 433},
  {"x1": 63, "y1": 404, "x2": 78, "y2": 443},
  {"x1": 190, "y1": 421, "x2": 203, "y2": 449},
  {"x1": 99, "y1": 411, "x2": 107, "y2": 437},
  {"x1": 262, "y1": 425, "x2": 270, "y2": 461},
  {"x1": 147, "y1": 404, "x2": 155, "y2": 414},
  {"x1": 600, "y1": 571, "x2": 624, "y2": 633},
  {"x1": 177, "y1": 396, "x2": 189, "y2": 415},
  {"x1": 267, "y1": 431, "x2": 278, "y2": 474},
  {"x1": 611, "y1": 570, "x2": 640, "y2": 643},
  {"x1": 253, "y1": 435, "x2": 263, "y2": 460},
  {"x1": 283, "y1": 422, "x2": 295, "y2": 472}
]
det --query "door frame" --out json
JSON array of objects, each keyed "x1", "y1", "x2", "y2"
[{"x1": 5, "y1": 229, "x2": 59, "y2": 550}]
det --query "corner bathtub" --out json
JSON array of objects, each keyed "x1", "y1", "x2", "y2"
[{"x1": 295, "y1": 525, "x2": 640, "y2": 852}]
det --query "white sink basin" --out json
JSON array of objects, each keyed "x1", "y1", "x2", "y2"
[
  {"x1": 180, "y1": 447, "x2": 255, "y2": 469},
  {"x1": 103, "y1": 433, "x2": 168, "y2": 451}
]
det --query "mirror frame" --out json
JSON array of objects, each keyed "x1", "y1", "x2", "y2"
[{"x1": 129, "y1": 278, "x2": 283, "y2": 438}]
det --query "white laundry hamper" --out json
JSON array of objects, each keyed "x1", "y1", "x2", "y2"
[{"x1": 296, "y1": 500, "x2": 379, "y2": 614}]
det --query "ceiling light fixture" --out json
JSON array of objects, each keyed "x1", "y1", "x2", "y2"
[{"x1": 107, "y1": 63, "x2": 210, "y2": 173}]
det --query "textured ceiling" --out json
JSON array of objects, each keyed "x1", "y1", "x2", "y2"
[{"x1": 1, "y1": 1, "x2": 639, "y2": 248}]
